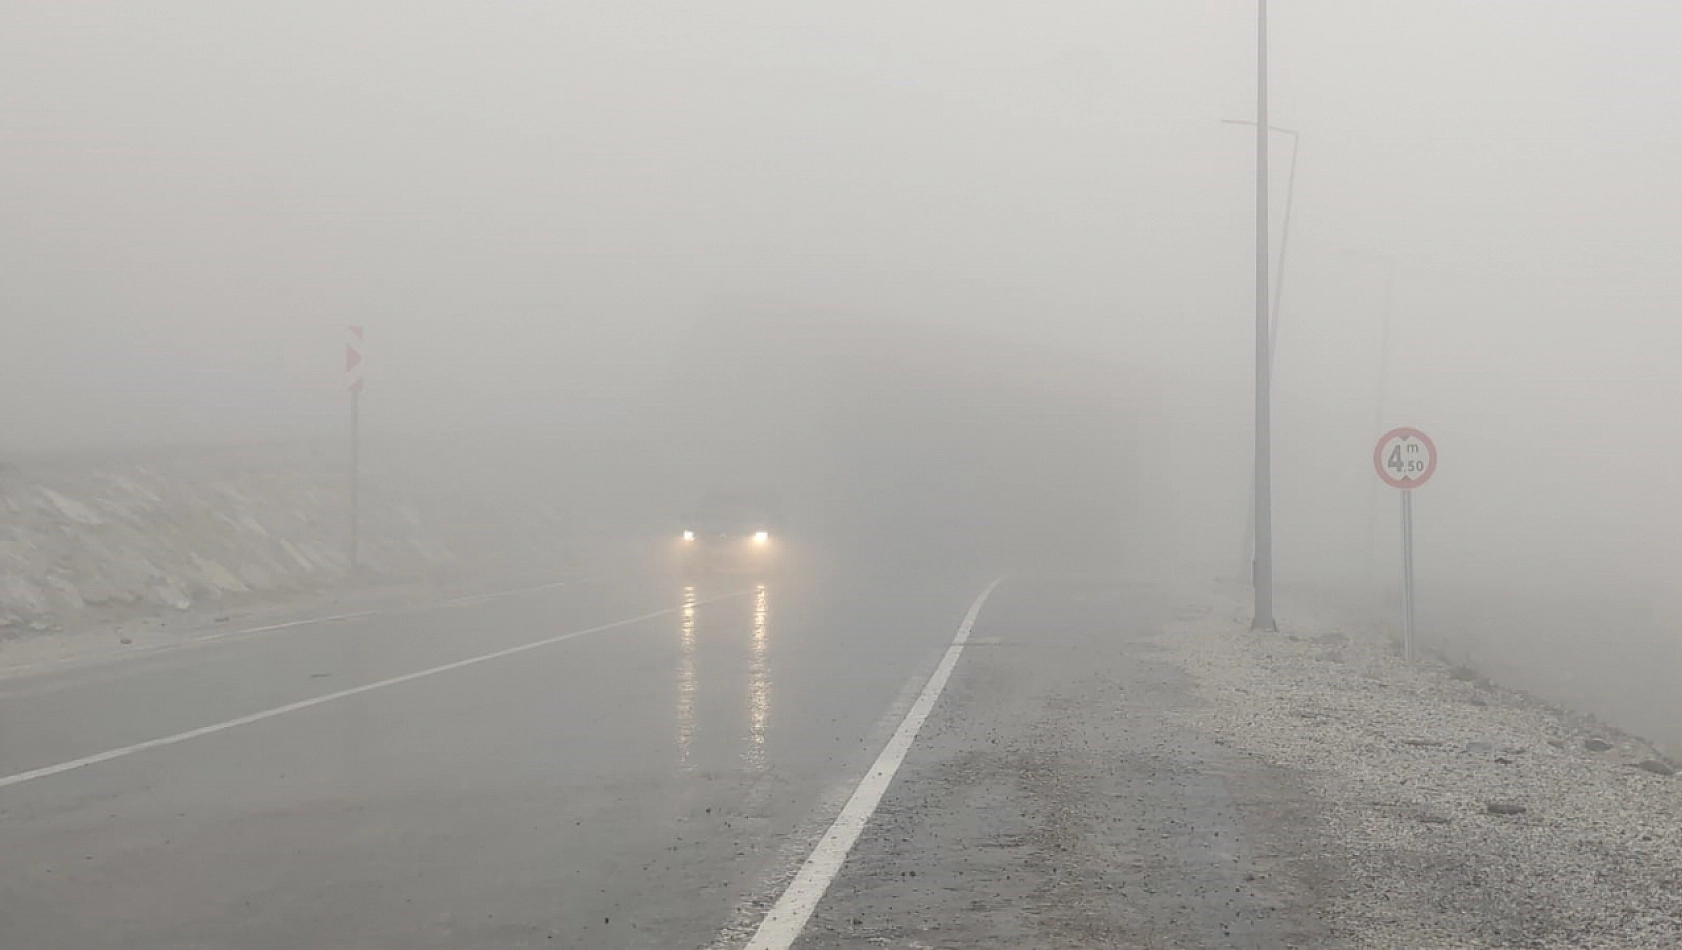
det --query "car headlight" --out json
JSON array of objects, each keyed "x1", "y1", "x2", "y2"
[
  {"x1": 753, "y1": 531, "x2": 770, "y2": 545},
  {"x1": 682, "y1": 530, "x2": 695, "y2": 542}
]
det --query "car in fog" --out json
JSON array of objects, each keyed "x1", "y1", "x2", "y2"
[{"x1": 678, "y1": 488, "x2": 783, "y2": 575}]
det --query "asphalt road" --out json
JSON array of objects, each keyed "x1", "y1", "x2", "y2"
[
  {"x1": 786, "y1": 577, "x2": 1326, "y2": 949},
  {"x1": 0, "y1": 562, "x2": 1000, "y2": 949}
]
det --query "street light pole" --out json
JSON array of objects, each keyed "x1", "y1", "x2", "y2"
[
  {"x1": 1251, "y1": 0, "x2": 1277, "y2": 631},
  {"x1": 1271, "y1": 125, "x2": 1299, "y2": 361},
  {"x1": 1222, "y1": 119, "x2": 1298, "y2": 587},
  {"x1": 1220, "y1": 121, "x2": 1300, "y2": 363}
]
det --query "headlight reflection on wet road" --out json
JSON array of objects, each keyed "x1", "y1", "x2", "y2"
[
  {"x1": 677, "y1": 585, "x2": 698, "y2": 768},
  {"x1": 747, "y1": 583, "x2": 770, "y2": 771},
  {"x1": 676, "y1": 583, "x2": 773, "y2": 772}
]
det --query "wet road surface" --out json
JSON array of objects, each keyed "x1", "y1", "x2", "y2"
[
  {"x1": 0, "y1": 566, "x2": 996, "y2": 949},
  {"x1": 0, "y1": 567, "x2": 1318, "y2": 948}
]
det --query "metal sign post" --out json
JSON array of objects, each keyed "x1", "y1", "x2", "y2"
[
  {"x1": 1374, "y1": 427, "x2": 1436, "y2": 663},
  {"x1": 346, "y1": 326, "x2": 365, "y2": 570},
  {"x1": 1400, "y1": 489, "x2": 1416, "y2": 662}
]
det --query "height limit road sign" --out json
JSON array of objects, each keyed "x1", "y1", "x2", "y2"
[{"x1": 1374, "y1": 427, "x2": 1436, "y2": 490}]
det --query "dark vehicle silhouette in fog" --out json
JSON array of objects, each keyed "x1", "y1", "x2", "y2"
[{"x1": 678, "y1": 488, "x2": 783, "y2": 576}]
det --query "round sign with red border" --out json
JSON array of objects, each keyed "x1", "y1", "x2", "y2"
[{"x1": 1374, "y1": 427, "x2": 1437, "y2": 490}]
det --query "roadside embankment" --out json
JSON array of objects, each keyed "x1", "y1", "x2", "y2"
[
  {"x1": 1285, "y1": 579, "x2": 1682, "y2": 758},
  {"x1": 0, "y1": 439, "x2": 602, "y2": 638},
  {"x1": 790, "y1": 575, "x2": 1682, "y2": 949},
  {"x1": 1168, "y1": 592, "x2": 1682, "y2": 949}
]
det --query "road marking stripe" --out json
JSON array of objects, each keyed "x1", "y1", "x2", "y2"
[
  {"x1": 0, "y1": 592, "x2": 742, "y2": 791},
  {"x1": 742, "y1": 577, "x2": 1003, "y2": 950}
]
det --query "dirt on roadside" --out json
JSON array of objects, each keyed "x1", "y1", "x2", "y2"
[{"x1": 791, "y1": 577, "x2": 1336, "y2": 949}]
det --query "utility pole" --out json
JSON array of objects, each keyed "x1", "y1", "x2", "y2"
[{"x1": 1251, "y1": 0, "x2": 1277, "y2": 631}]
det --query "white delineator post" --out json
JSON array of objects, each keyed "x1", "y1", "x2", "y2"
[
  {"x1": 346, "y1": 326, "x2": 365, "y2": 569},
  {"x1": 1373, "y1": 427, "x2": 1437, "y2": 662}
]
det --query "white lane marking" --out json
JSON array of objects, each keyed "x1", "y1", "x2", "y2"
[
  {"x1": 703, "y1": 637, "x2": 948, "y2": 950},
  {"x1": 742, "y1": 577, "x2": 1003, "y2": 950},
  {"x1": 0, "y1": 577, "x2": 594, "y2": 681},
  {"x1": 0, "y1": 592, "x2": 743, "y2": 791}
]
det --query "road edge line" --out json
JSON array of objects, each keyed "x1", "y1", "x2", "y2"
[{"x1": 741, "y1": 576, "x2": 1004, "y2": 950}]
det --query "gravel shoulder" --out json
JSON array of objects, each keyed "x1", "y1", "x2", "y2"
[
  {"x1": 790, "y1": 577, "x2": 1334, "y2": 948},
  {"x1": 788, "y1": 576, "x2": 1682, "y2": 949},
  {"x1": 1169, "y1": 593, "x2": 1682, "y2": 949}
]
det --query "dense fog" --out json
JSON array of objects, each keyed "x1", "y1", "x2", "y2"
[{"x1": 2, "y1": 5, "x2": 1679, "y2": 737}]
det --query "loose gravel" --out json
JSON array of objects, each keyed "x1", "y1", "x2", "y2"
[{"x1": 1164, "y1": 594, "x2": 1682, "y2": 949}]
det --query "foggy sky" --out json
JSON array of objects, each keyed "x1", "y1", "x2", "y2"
[{"x1": 2, "y1": 2, "x2": 1679, "y2": 593}]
